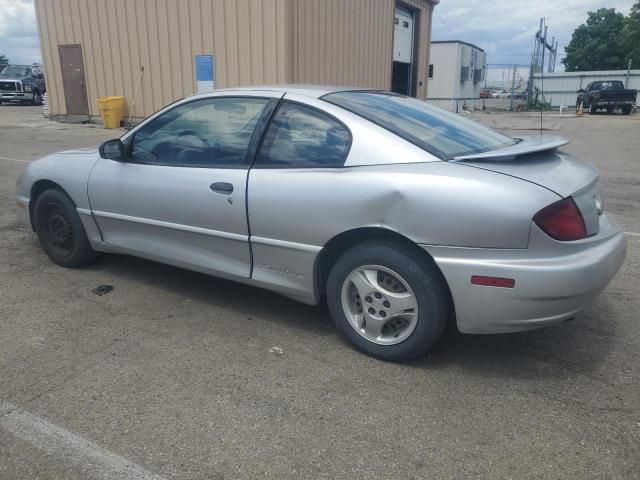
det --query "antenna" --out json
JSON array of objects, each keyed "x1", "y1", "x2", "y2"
[{"x1": 540, "y1": 19, "x2": 547, "y2": 136}]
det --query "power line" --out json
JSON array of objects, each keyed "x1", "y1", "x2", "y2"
[{"x1": 435, "y1": 10, "x2": 453, "y2": 34}]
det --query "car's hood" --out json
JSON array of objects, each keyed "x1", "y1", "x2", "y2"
[
  {"x1": 53, "y1": 147, "x2": 99, "y2": 155},
  {"x1": 454, "y1": 136, "x2": 598, "y2": 198},
  {"x1": 0, "y1": 76, "x2": 26, "y2": 82},
  {"x1": 16, "y1": 148, "x2": 101, "y2": 211},
  {"x1": 28, "y1": 148, "x2": 99, "y2": 172}
]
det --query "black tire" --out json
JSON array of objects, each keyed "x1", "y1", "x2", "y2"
[
  {"x1": 622, "y1": 106, "x2": 632, "y2": 115},
  {"x1": 589, "y1": 103, "x2": 597, "y2": 114},
  {"x1": 606, "y1": 107, "x2": 613, "y2": 114},
  {"x1": 327, "y1": 240, "x2": 451, "y2": 362},
  {"x1": 33, "y1": 189, "x2": 96, "y2": 268},
  {"x1": 32, "y1": 91, "x2": 43, "y2": 106}
]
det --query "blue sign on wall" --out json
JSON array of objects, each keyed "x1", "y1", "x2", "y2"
[{"x1": 195, "y1": 54, "x2": 215, "y2": 93}]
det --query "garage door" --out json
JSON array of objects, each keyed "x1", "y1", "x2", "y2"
[{"x1": 393, "y1": 7, "x2": 414, "y2": 64}]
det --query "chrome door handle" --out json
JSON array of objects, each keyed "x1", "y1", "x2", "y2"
[{"x1": 210, "y1": 182, "x2": 233, "y2": 195}]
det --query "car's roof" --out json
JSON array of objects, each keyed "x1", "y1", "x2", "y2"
[{"x1": 212, "y1": 84, "x2": 380, "y2": 99}]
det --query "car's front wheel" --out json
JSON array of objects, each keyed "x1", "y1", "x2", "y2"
[
  {"x1": 34, "y1": 189, "x2": 96, "y2": 267},
  {"x1": 32, "y1": 91, "x2": 43, "y2": 106},
  {"x1": 327, "y1": 241, "x2": 450, "y2": 362}
]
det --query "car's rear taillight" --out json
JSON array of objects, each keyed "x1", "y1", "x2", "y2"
[{"x1": 533, "y1": 198, "x2": 587, "y2": 241}]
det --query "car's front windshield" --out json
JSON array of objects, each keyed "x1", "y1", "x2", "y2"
[
  {"x1": 0, "y1": 66, "x2": 31, "y2": 77},
  {"x1": 323, "y1": 91, "x2": 516, "y2": 158}
]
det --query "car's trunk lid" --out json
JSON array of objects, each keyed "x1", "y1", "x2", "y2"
[{"x1": 453, "y1": 135, "x2": 598, "y2": 198}]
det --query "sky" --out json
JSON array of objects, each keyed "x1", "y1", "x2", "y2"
[
  {"x1": 432, "y1": 0, "x2": 635, "y2": 79},
  {"x1": 0, "y1": 0, "x2": 39, "y2": 64},
  {"x1": 0, "y1": 0, "x2": 636, "y2": 71}
]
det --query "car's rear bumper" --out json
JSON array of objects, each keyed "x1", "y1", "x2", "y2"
[
  {"x1": 421, "y1": 214, "x2": 627, "y2": 334},
  {"x1": 594, "y1": 99, "x2": 635, "y2": 106}
]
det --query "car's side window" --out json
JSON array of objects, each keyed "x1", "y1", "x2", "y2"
[
  {"x1": 254, "y1": 101, "x2": 351, "y2": 168},
  {"x1": 129, "y1": 97, "x2": 269, "y2": 168}
]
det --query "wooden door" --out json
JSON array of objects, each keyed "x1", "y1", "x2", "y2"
[{"x1": 58, "y1": 45, "x2": 88, "y2": 115}]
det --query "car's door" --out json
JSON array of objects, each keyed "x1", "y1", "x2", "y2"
[
  {"x1": 88, "y1": 93, "x2": 278, "y2": 279},
  {"x1": 247, "y1": 96, "x2": 353, "y2": 297}
]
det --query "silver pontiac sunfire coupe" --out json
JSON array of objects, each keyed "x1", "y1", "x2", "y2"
[{"x1": 16, "y1": 86, "x2": 627, "y2": 361}]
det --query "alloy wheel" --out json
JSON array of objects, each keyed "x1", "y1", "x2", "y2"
[{"x1": 340, "y1": 265, "x2": 418, "y2": 345}]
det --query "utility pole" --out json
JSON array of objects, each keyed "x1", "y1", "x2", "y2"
[
  {"x1": 509, "y1": 65, "x2": 517, "y2": 111},
  {"x1": 483, "y1": 63, "x2": 488, "y2": 89},
  {"x1": 527, "y1": 18, "x2": 557, "y2": 106},
  {"x1": 626, "y1": 59, "x2": 633, "y2": 88},
  {"x1": 482, "y1": 61, "x2": 488, "y2": 110},
  {"x1": 547, "y1": 36, "x2": 557, "y2": 72}
]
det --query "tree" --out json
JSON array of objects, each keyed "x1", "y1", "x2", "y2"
[
  {"x1": 624, "y1": 1, "x2": 640, "y2": 68},
  {"x1": 0, "y1": 55, "x2": 8, "y2": 67},
  {"x1": 562, "y1": 8, "x2": 626, "y2": 71}
]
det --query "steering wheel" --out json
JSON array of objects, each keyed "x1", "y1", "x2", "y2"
[{"x1": 175, "y1": 130, "x2": 210, "y2": 148}]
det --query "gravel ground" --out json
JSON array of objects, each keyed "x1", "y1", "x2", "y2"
[{"x1": 1, "y1": 104, "x2": 639, "y2": 480}]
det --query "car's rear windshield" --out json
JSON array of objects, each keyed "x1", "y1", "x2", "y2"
[
  {"x1": 596, "y1": 81, "x2": 624, "y2": 90},
  {"x1": 323, "y1": 91, "x2": 516, "y2": 158}
]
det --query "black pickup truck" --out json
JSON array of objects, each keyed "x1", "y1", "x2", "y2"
[
  {"x1": 0, "y1": 65, "x2": 46, "y2": 105},
  {"x1": 576, "y1": 80, "x2": 637, "y2": 115}
]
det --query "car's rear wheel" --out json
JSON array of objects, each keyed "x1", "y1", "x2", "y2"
[
  {"x1": 327, "y1": 241, "x2": 450, "y2": 362},
  {"x1": 622, "y1": 106, "x2": 632, "y2": 115},
  {"x1": 34, "y1": 189, "x2": 96, "y2": 267}
]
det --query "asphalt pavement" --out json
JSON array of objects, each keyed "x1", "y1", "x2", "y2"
[{"x1": 1, "y1": 105, "x2": 638, "y2": 479}]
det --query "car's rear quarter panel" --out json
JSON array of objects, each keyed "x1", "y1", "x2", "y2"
[{"x1": 247, "y1": 161, "x2": 560, "y2": 303}]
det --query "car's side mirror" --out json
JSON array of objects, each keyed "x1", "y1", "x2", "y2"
[
  {"x1": 577, "y1": 89, "x2": 585, "y2": 93},
  {"x1": 99, "y1": 139, "x2": 124, "y2": 160}
]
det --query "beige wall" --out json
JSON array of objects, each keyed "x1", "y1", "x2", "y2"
[
  {"x1": 35, "y1": 0, "x2": 435, "y2": 119},
  {"x1": 291, "y1": 0, "x2": 433, "y2": 99},
  {"x1": 291, "y1": 0, "x2": 394, "y2": 90},
  {"x1": 35, "y1": 0, "x2": 292, "y2": 118}
]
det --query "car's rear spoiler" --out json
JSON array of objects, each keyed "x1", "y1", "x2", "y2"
[{"x1": 453, "y1": 136, "x2": 570, "y2": 162}]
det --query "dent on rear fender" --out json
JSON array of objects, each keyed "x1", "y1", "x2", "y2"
[
  {"x1": 370, "y1": 163, "x2": 561, "y2": 249},
  {"x1": 376, "y1": 188, "x2": 407, "y2": 226},
  {"x1": 251, "y1": 163, "x2": 560, "y2": 251}
]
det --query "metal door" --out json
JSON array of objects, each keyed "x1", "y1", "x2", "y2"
[
  {"x1": 58, "y1": 45, "x2": 88, "y2": 115},
  {"x1": 88, "y1": 93, "x2": 281, "y2": 280},
  {"x1": 89, "y1": 161, "x2": 253, "y2": 279}
]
